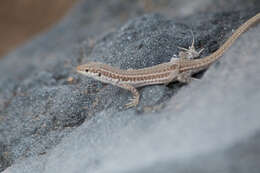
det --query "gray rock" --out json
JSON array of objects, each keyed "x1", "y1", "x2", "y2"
[{"x1": 0, "y1": 0, "x2": 260, "y2": 172}]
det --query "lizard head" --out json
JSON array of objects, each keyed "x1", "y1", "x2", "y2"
[
  {"x1": 76, "y1": 62, "x2": 104, "y2": 77},
  {"x1": 76, "y1": 62, "x2": 121, "y2": 84}
]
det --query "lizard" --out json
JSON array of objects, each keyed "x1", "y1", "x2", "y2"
[{"x1": 77, "y1": 13, "x2": 260, "y2": 108}]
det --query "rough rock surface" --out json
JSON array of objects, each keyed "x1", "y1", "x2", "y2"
[{"x1": 0, "y1": 0, "x2": 260, "y2": 172}]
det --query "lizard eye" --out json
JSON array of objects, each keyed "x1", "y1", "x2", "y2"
[{"x1": 85, "y1": 69, "x2": 89, "y2": 72}]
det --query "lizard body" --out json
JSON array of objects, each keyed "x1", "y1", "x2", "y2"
[{"x1": 77, "y1": 13, "x2": 260, "y2": 108}]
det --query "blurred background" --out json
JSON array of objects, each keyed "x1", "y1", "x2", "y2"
[{"x1": 0, "y1": 0, "x2": 77, "y2": 58}]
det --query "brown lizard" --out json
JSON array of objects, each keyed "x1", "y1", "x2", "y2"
[{"x1": 77, "y1": 13, "x2": 260, "y2": 108}]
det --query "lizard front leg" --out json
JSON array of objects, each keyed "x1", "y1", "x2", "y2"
[{"x1": 117, "y1": 83, "x2": 140, "y2": 108}]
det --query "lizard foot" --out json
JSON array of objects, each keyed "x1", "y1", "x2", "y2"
[
  {"x1": 117, "y1": 83, "x2": 140, "y2": 108},
  {"x1": 178, "y1": 30, "x2": 204, "y2": 60},
  {"x1": 125, "y1": 97, "x2": 139, "y2": 108},
  {"x1": 177, "y1": 71, "x2": 198, "y2": 83}
]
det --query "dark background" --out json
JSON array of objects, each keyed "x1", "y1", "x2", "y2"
[{"x1": 0, "y1": 0, "x2": 77, "y2": 58}]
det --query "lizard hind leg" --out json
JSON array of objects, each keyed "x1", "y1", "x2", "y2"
[
  {"x1": 164, "y1": 69, "x2": 180, "y2": 85},
  {"x1": 177, "y1": 71, "x2": 199, "y2": 83},
  {"x1": 178, "y1": 30, "x2": 204, "y2": 60}
]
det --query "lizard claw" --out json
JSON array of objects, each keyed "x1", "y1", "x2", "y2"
[{"x1": 125, "y1": 97, "x2": 139, "y2": 108}]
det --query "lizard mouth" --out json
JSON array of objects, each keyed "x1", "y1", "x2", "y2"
[
  {"x1": 76, "y1": 65, "x2": 91, "y2": 74},
  {"x1": 76, "y1": 65, "x2": 85, "y2": 72}
]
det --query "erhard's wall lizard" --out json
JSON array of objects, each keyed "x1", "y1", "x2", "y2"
[{"x1": 77, "y1": 13, "x2": 260, "y2": 108}]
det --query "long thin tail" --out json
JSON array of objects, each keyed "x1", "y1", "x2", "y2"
[{"x1": 195, "y1": 13, "x2": 260, "y2": 67}]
